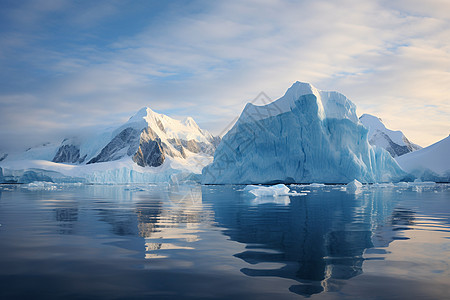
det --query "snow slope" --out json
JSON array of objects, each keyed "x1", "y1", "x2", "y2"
[
  {"x1": 360, "y1": 114, "x2": 421, "y2": 157},
  {"x1": 396, "y1": 135, "x2": 450, "y2": 182},
  {"x1": 1, "y1": 107, "x2": 218, "y2": 183},
  {"x1": 202, "y1": 81, "x2": 407, "y2": 184}
]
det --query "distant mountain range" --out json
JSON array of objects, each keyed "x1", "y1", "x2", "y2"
[
  {"x1": 52, "y1": 107, "x2": 220, "y2": 167},
  {"x1": 0, "y1": 82, "x2": 448, "y2": 184},
  {"x1": 0, "y1": 107, "x2": 219, "y2": 183}
]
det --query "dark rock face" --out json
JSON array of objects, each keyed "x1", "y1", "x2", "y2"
[
  {"x1": 183, "y1": 139, "x2": 201, "y2": 153},
  {"x1": 167, "y1": 138, "x2": 219, "y2": 156},
  {"x1": 83, "y1": 123, "x2": 220, "y2": 167},
  {"x1": 133, "y1": 140, "x2": 165, "y2": 167},
  {"x1": 52, "y1": 145, "x2": 81, "y2": 163},
  {"x1": 209, "y1": 136, "x2": 222, "y2": 148},
  {"x1": 369, "y1": 132, "x2": 420, "y2": 158},
  {"x1": 156, "y1": 119, "x2": 165, "y2": 133},
  {"x1": 0, "y1": 167, "x2": 4, "y2": 183},
  {"x1": 133, "y1": 127, "x2": 165, "y2": 167},
  {"x1": 88, "y1": 127, "x2": 140, "y2": 164},
  {"x1": 0, "y1": 153, "x2": 7, "y2": 162}
]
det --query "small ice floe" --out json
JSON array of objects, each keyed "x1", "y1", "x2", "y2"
[
  {"x1": 244, "y1": 184, "x2": 306, "y2": 197},
  {"x1": 411, "y1": 179, "x2": 436, "y2": 186},
  {"x1": 346, "y1": 179, "x2": 363, "y2": 194},
  {"x1": 124, "y1": 185, "x2": 147, "y2": 192},
  {"x1": 395, "y1": 182, "x2": 410, "y2": 188},
  {"x1": 23, "y1": 181, "x2": 58, "y2": 190},
  {"x1": 309, "y1": 183, "x2": 326, "y2": 188}
]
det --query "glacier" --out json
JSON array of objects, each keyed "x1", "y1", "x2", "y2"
[
  {"x1": 202, "y1": 81, "x2": 407, "y2": 184},
  {"x1": 359, "y1": 114, "x2": 421, "y2": 157}
]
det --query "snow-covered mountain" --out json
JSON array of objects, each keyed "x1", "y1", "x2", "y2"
[
  {"x1": 359, "y1": 114, "x2": 421, "y2": 157},
  {"x1": 1, "y1": 107, "x2": 219, "y2": 183},
  {"x1": 396, "y1": 135, "x2": 450, "y2": 182},
  {"x1": 202, "y1": 81, "x2": 407, "y2": 184}
]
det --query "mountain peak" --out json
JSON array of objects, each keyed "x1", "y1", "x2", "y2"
[
  {"x1": 183, "y1": 116, "x2": 199, "y2": 129},
  {"x1": 130, "y1": 107, "x2": 158, "y2": 120},
  {"x1": 360, "y1": 113, "x2": 421, "y2": 157},
  {"x1": 238, "y1": 81, "x2": 357, "y2": 125},
  {"x1": 283, "y1": 81, "x2": 320, "y2": 102}
]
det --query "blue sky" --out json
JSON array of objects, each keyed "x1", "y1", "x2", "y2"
[{"x1": 0, "y1": 0, "x2": 449, "y2": 152}]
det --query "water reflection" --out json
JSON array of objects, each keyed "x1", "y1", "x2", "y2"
[
  {"x1": 134, "y1": 184, "x2": 211, "y2": 260},
  {"x1": 0, "y1": 183, "x2": 449, "y2": 299},
  {"x1": 55, "y1": 207, "x2": 78, "y2": 235},
  {"x1": 202, "y1": 185, "x2": 400, "y2": 296}
]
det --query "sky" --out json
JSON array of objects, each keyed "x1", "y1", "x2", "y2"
[{"x1": 0, "y1": 0, "x2": 449, "y2": 153}]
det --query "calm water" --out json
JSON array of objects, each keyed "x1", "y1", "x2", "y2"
[{"x1": 0, "y1": 183, "x2": 449, "y2": 299}]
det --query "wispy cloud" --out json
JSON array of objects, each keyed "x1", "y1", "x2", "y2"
[{"x1": 0, "y1": 0, "x2": 449, "y2": 152}]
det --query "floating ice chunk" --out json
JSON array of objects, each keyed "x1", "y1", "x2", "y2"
[
  {"x1": 309, "y1": 183, "x2": 326, "y2": 188},
  {"x1": 396, "y1": 182, "x2": 410, "y2": 188},
  {"x1": 124, "y1": 185, "x2": 147, "y2": 192},
  {"x1": 411, "y1": 179, "x2": 436, "y2": 186},
  {"x1": 23, "y1": 181, "x2": 58, "y2": 190},
  {"x1": 346, "y1": 179, "x2": 363, "y2": 194},
  {"x1": 244, "y1": 184, "x2": 306, "y2": 197}
]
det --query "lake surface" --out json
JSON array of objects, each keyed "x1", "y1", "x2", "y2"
[{"x1": 0, "y1": 183, "x2": 449, "y2": 299}]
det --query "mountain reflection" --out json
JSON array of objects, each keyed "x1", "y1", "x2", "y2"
[
  {"x1": 135, "y1": 184, "x2": 210, "y2": 259},
  {"x1": 203, "y1": 186, "x2": 399, "y2": 296},
  {"x1": 55, "y1": 207, "x2": 78, "y2": 235}
]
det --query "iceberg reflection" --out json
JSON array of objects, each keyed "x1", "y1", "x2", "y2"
[{"x1": 203, "y1": 185, "x2": 400, "y2": 296}]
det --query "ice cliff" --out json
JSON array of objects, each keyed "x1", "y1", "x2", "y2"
[{"x1": 202, "y1": 81, "x2": 407, "y2": 184}]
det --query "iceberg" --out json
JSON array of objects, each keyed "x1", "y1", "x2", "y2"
[{"x1": 202, "y1": 81, "x2": 406, "y2": 184}]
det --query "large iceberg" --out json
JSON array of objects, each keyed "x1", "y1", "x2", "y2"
[{"x1": 202, "y1": 81, "x2": 407, "y2": 184}]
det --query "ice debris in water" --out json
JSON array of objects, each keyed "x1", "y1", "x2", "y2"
[
  {"x1": 346, "y1": 179, "x2": 363, "y2": 194},
  {"x1": 23, "y1": 181, "x2": 58, "y2": 190},
  {"x1": 244, "y1": 184, "x2": 306, "y2": 197},
  {"x1": 395, "y1": 182, "x2": 410, "y2": 188},
  {"x1": 309, "y1": 183, "x2": 326, "y2": 188},
  {"x1": 371, "y1": 182, "x2": 395, "y2": 188},
  {"x1": 411, "y1": 179, "x2": 436, "y2": 186}
]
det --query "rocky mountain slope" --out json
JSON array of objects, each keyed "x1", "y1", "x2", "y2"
[{"x1": 359, "y1": 114, "x2": 421, "y2": 157}]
